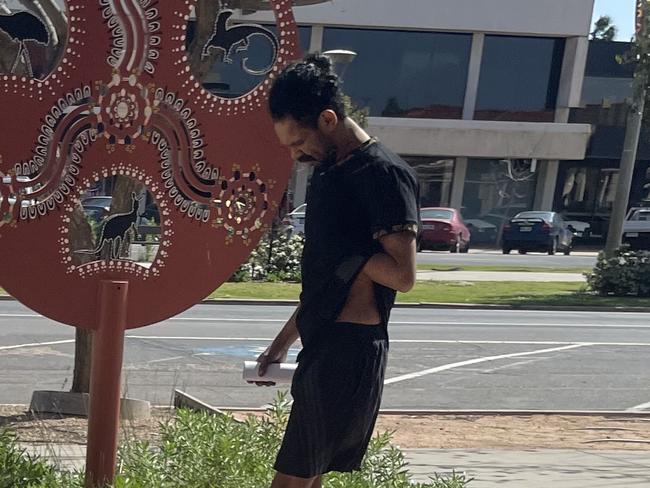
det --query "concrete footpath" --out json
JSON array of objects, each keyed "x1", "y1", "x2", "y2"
[
  {"x1": 21, "y1": 443, "x2": 650, "y2": 487},
  {"x1": 416, "y1": 270, "x2": 586, "y2": 282},
  {"x1": 404, "y1": 448, "x2": 650, "y2": 487}
]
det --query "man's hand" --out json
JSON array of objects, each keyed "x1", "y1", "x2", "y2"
[{"x1": 251, "y1": 343, "x2": 289, "y2": 387}]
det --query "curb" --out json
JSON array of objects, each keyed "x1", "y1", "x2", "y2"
[
  {"x1": 4, "y1": 403, "x2": 650, "y2": 418},
  {"x1": 2, "y1": 294, "x2": 650, "y2": 313}
]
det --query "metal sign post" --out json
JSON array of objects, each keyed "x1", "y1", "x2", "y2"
[{"x1": 85, "y1": 281, "x2": 128, "y2": 487}]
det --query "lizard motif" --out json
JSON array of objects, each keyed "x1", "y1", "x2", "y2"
[{"x1": 202, "y1": 10, "x2": 279, "y2": 76}]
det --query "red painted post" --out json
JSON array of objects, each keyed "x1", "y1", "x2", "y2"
[{"x1": 85, "y1": 280, "x2": 129, "y2": 488}]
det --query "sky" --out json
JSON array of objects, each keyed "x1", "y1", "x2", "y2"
[{"x1": 591, "y1": 0, "x2": 636, "y2": 40}]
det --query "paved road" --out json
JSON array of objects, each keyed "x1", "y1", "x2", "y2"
[
  {"x1": 417, "y1": 249, "x2": 597, "y2": 268},
  {"x1": 2, "y1": 301, "x2": 649, "y2": 411}
]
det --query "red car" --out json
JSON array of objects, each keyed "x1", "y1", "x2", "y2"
[{"x1": 419, "y1": 207, "x2": 471, "y2": 253}]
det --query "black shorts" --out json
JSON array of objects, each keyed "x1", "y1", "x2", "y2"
[{"x1": 274, "y1": 321, "x2": 389, "y2": 479}]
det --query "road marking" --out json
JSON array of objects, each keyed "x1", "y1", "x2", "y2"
[
  {"x1": 0, "y1": 339, "x2": 75, "y2": 351},
  {"x1": 392, "y1": 339, "x2": 650, "y2": 347},
  {"x1": 127, "y1": 335, "x2": 275, "y2": 341},
  {"x1": 626, "y1": 401, "x2": 650, "y2": 412},
  {"x1": 0, "y1": 314, "x2": 42, "y2": 318},
  {"x1": 478, "y1": 358, "x2": 546, "y2": 374},
  {"x1": 3, "y1": 313, "x2": 650, "y2": 329},
  {"x1": 383, "y1": 344, "x2": 589, "y2": 385},
  {"x1": 124, "y1": 336, "x2": 650, "y2": 348},
  {"x1": 146, "y1": 355, "x2": 185, "y2": 364},
  {"x1": 0, "y1": 336, "x2": 648, "y2": 353}
]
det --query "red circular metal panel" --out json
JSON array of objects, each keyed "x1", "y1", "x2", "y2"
[{"x1": 0, "y1": 0, "x2": 298, "y2": 329}]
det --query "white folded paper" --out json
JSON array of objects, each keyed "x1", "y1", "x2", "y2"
[{"x1": 243, "y1": 361, "x2": 297, "y2": 384}]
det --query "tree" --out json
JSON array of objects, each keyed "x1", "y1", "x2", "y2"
[
  {"x1": 591, "y1": 15, "x2": 618, "y2": 41},
  {"x1": 605, "y1": 2, "x2": 650, "y2": 255}
]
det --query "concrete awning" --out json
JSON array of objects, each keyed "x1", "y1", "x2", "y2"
[{"x1": 368, "y1": 117, "x2": 592, "y2": 161}]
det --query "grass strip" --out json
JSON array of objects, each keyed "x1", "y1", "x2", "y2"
[
  {"x1": 211, "y1": 281, "x2": 649, "y2": 308},
  {"x1": 3, "y1": 281, "x2": 645, "y2": 308}
]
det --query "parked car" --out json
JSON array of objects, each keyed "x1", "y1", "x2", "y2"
[
  {"x1": 563, "y1": 219, "x2": 591, "y2": 239},
  {"x1": 81, "y1": 204, "x2": 110, "y2": 224},
  {"x1": 81, "y1": 195, "x2": 112, "y2": 211},
  {"x1": 622, "y1": 207, "x2": 650, "y2": 250},
  {"x1": 464, "y1": 218, "x2": 498, "y2": 244},
  {"x1": 419, "y1": 207, "x2": 470, "y2": 253},
  {"x1": 502, "y1": 211, "x2": 574, "y2": 255},
  {"x1": 281, "y1": 203, "x2": 306, "y2": 234}
]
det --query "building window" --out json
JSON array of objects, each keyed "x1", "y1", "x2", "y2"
[
  {"x1": 187, "y1": 22, "x2": 311, "y2": 98},
  {"x1": 461, "y1": 159, "x2": 538, "y2": 244},
  {"x1": 404, "y1": 157, "x2": 454, "y2": 207},
  {"x1": 474, "y1": 36, "x2": 565, "y2": 122},
  {"x1": 322, "y1": 28, "x2": 471, "y2": 119},
  {"x1": 569, "y1": 41, "x2": 633, "y2": 128}
]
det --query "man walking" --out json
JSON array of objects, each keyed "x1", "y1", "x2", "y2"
[{"x1": 257, "y1": 54, "x2": 419, "y2": 488}]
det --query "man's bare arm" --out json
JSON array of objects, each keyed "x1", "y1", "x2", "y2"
[
  {"x1": 362, "y1": 231, "x2": 417, "y2": 293},
  {"x1": 255, "y1": 305, "x2": 301, "y2": 381}
]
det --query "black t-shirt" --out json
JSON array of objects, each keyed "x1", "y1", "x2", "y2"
[{"x1": 296, "y1": 139, "x2": 420, "y2": 351}]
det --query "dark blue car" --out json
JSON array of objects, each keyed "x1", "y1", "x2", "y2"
[{"x1": 502, "y1": 211, "x2": 574, "y2": 255}]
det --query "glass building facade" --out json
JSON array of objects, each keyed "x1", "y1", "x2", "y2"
[
  {"x1": 403, "y1": 157, "x2": 455, "y2": 208},
  {"x1": 322, "y1": 28, "x2": 472, "y2": 119},
  {"x1": 474, "y1": 35, "x2": 565, "y2": 122}
]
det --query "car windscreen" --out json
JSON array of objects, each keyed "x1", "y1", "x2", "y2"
[
  {"x1": 513, "y1": 212, "x2": 552, "y2": 222},
  {"x1": 420, "y1": 209, "x2": 453, "y2": 220},
  {"x1": 629, "y1": 210, "x2": 650, "y2": 221}
]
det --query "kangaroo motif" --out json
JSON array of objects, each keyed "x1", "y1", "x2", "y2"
[
  {"x1": 201, "y1": 10, "x2": 279, "y2": 76},
  {"x1": 76, "y1": 193, "x2": 141, "y2": 260}
]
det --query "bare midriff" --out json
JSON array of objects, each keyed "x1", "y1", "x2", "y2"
[{"x1": 336, "y1": 271, "x2": 381, "y2": 325}]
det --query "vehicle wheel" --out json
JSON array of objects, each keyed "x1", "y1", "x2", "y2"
[
  {"x1": 460, "y1": 241, "x2": 470, "y2": 253},
  {"x1": 450, "y1": 240, "x2": 460, "y2": 253},
  {"x1": 563, "y1": 243, "x2": 571, "y2": 256},
  {"x1": 548, "y1": 238, "x2": 557, "y2": 256},
  {"x1": 518, "y1": 249, "x2": 527, "y2": 255},
  {"x1": 502, "y1": 248, "x2": 511, "y2": 255}
]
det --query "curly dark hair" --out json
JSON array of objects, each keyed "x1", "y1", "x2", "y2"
[{"x1": 268, "y1": 53, "x2": 347, "y2": 128}]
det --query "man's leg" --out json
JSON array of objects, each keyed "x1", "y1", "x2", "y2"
[{"x1": 270, "y1": 472, "x2": 320, "y2": 488}]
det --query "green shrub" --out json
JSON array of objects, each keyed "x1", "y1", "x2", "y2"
[
  {"x1": 231, "y1": 231, "x2": 304, "y2": 283},
  {"x1": 1, "y1": 394, "x2": 471, "y2": 487},
  {"x1": 586, "y1": 247, "x2": 650, "y2": 296},
  {"x1": 0, "y1": 426, "x2": 82, "y2": 488}
]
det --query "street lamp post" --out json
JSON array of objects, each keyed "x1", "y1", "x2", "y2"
[{"x1": 322, "y1": 49, "x2": 358, "y2": 81}]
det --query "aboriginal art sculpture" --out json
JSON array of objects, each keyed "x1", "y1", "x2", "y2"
[
  {"x1": 0, "y1": 0, "x2": 300, "y2": 329},
  {"x1": 0, "y1": 2, "x2": 299, "y2": 483}
]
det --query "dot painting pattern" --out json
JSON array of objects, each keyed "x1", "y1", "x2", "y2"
[{"x1": 0, "y1": 0, "x2": 300, "y2": 330}]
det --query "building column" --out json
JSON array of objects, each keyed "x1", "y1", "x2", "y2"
[
  {"x1": 462, "y1": 33, "x2": 485, "y2": 120},
  {"x1": 534, "y1": 160, "x2": 560, "y2": 211},
  {"x1": 555, "y1": 36, "x2": 589, "y2": 124},
  {"x1": 450, "y1": 157, "x2": 468, "y2": 210},
  {"x1": 291, "y1": 163, "x2": 312, "y2": 208},
  {"x1": 532, "y1": 36, "x2": 588, "y2": 212},
  {"x1": 309, "y1": 25, "x2": 324, "y2": 53}
]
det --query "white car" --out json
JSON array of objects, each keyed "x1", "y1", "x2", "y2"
[
  {"x1": 623, "y1": 207, "x2": 650, "y2": 249},
  {"x1": 282, "y1": 204, "x2": 306, "y2": 234},
  {"x1": 563, "y1": 220, "x2": 590, "y2": 238}
]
